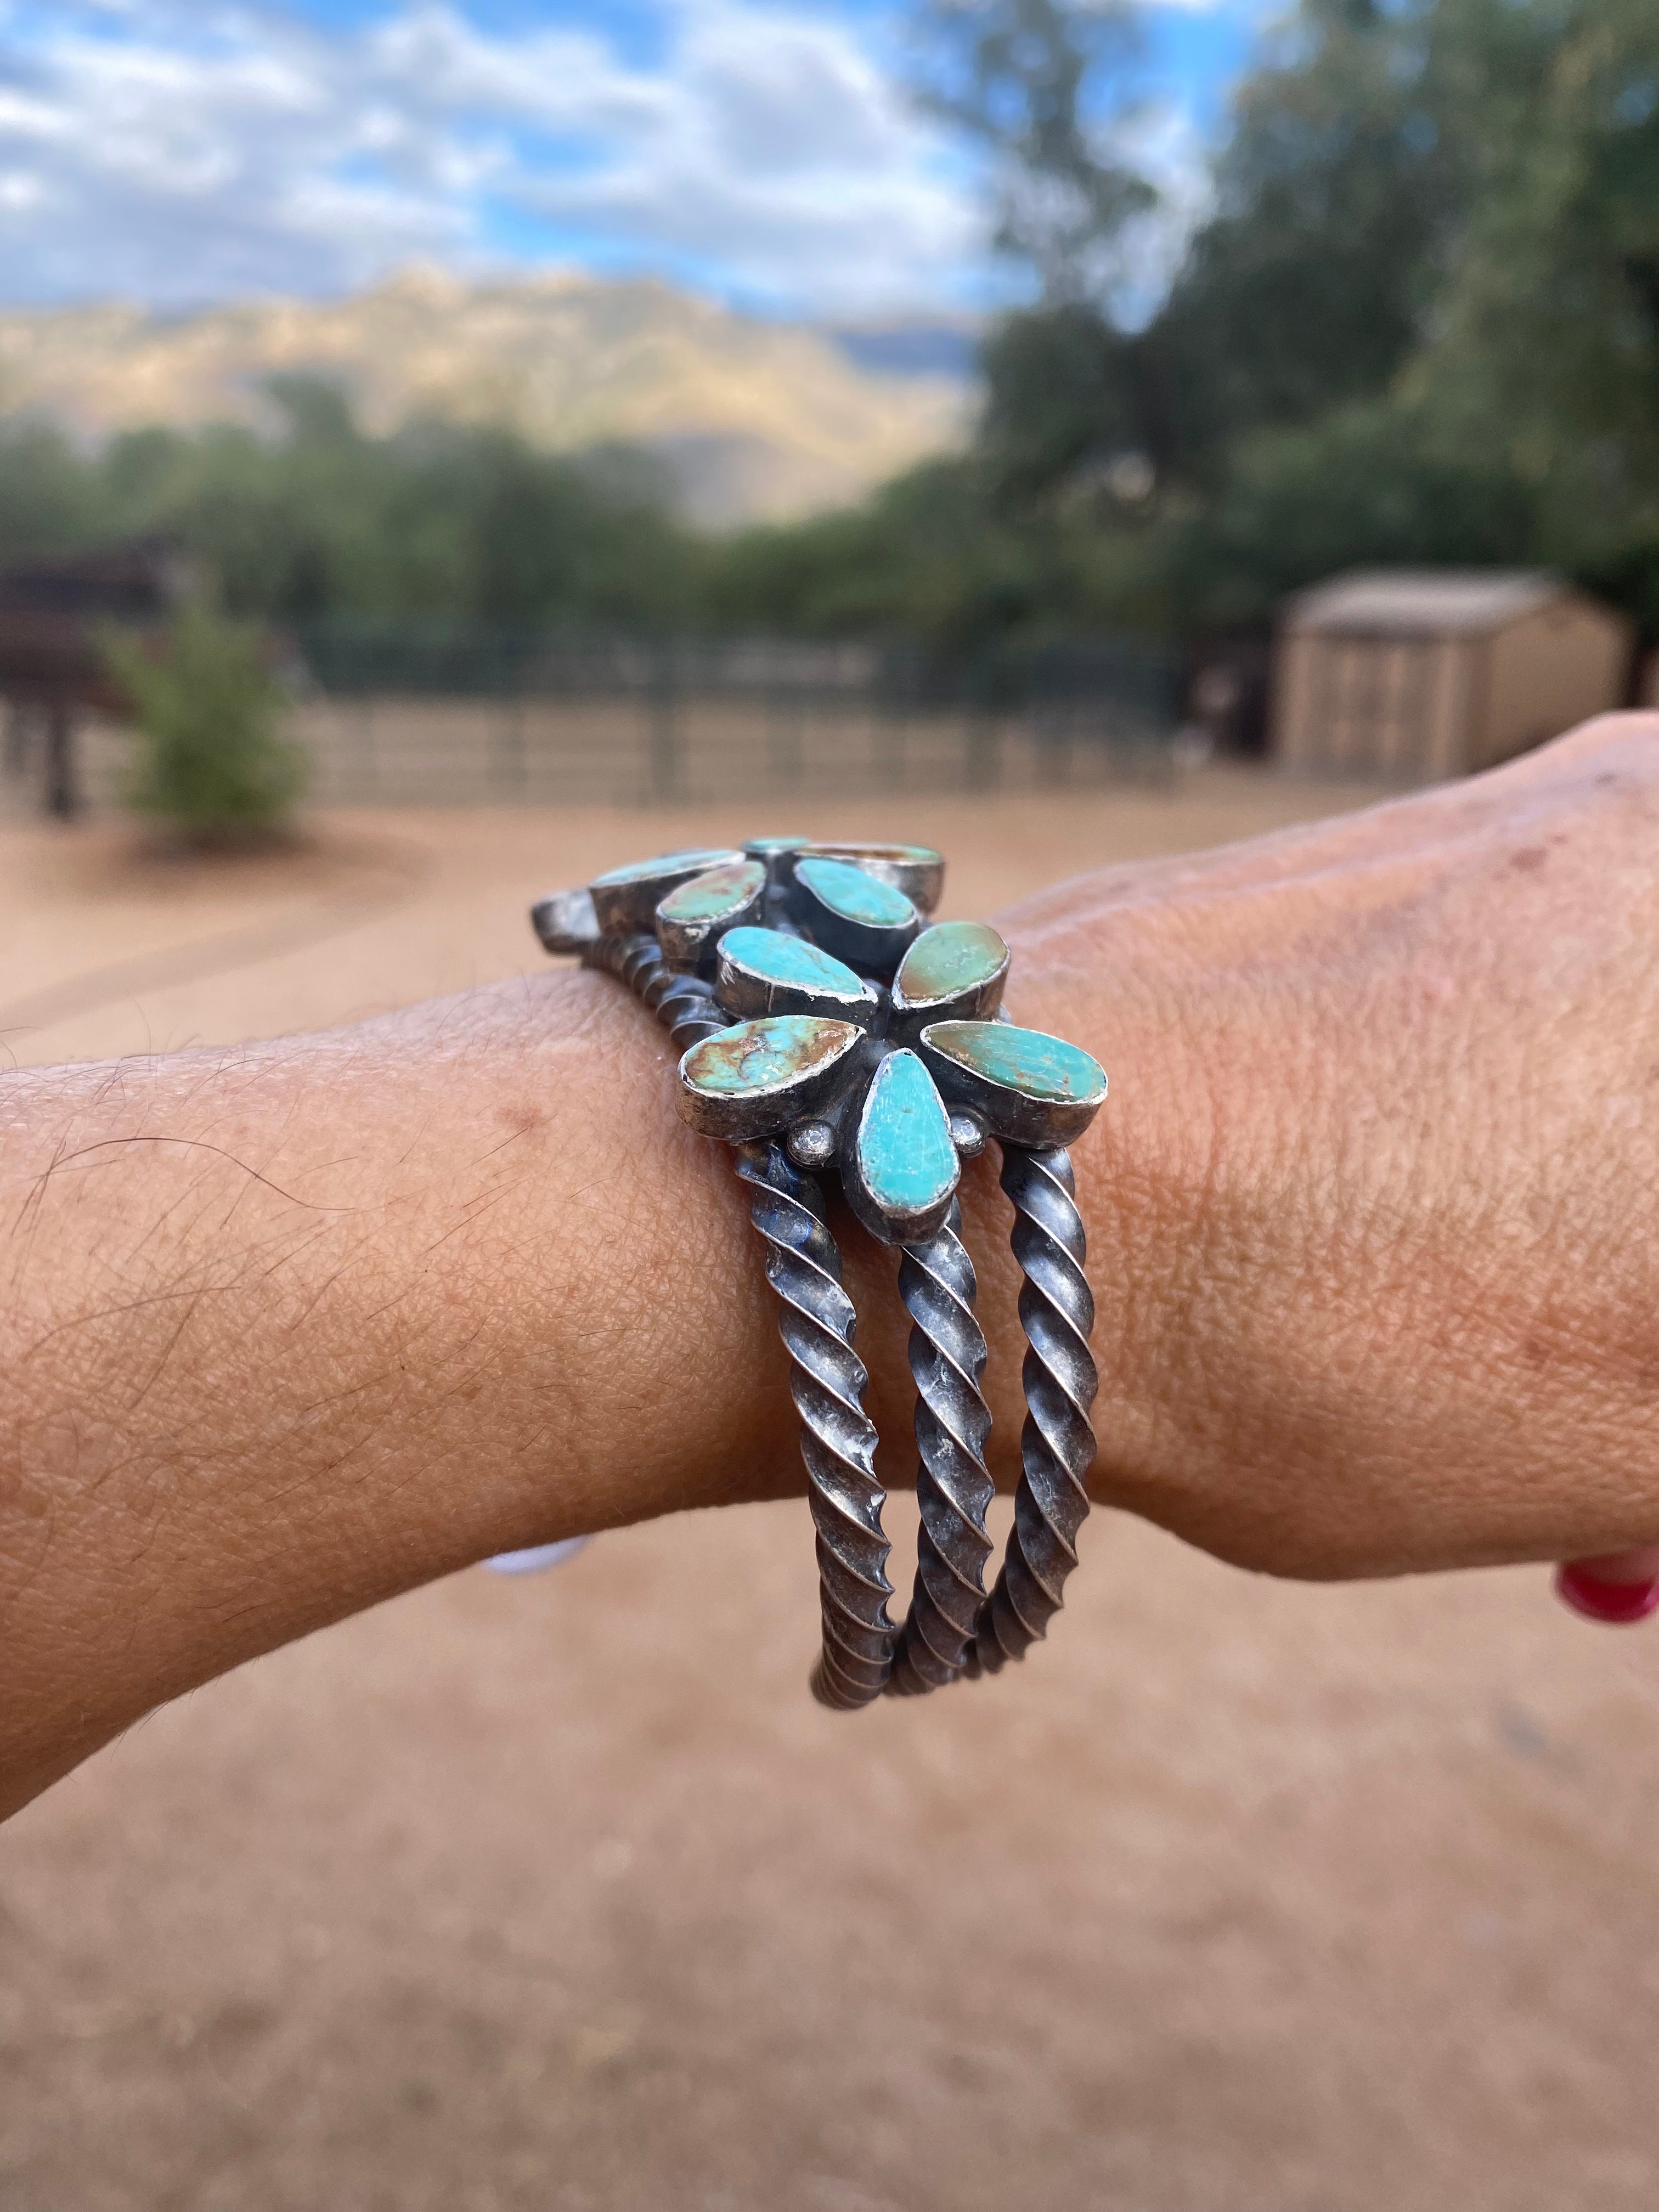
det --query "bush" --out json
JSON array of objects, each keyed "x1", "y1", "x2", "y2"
[{"x1": 107, "y1": 601, "x2": 306, "y2": 844}]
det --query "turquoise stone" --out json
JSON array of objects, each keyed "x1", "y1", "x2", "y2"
[
  {"x1": 854, "y1": 1051, "x2": 958, "y2": 1229},
  {"x1": 922, "y1": 1021, "x2": 1106, "y2": 1107},
  {"x1": 799, "y1": 841, "x2": 945, "y2": 912},
  {"x1": 656, "y1": 859, "x2": 765, "y2": 923},
  {"x1": 684, "y1": 1014, "x2": 856, "y2": 1094},
  {"x1": 743, "y1": 835, "x2": 809, "y2": 854},
  {"x1": 894, "y1": 921, "x2": 1008, "y2": 1007},
  {"x1": 589, "y1": 846, "x2": 746, "y2": 935},
  {"x1": 794, "y1": 855, "x2": 916, "y2": 929},
  {"x1": 803, "y1": 839, "x2": 940, "y2": 867},
  {"x1": 715, "y1": 926, "x2": 877, "y2": 1025},
  {"x1": 719, "y1": 927, "x2": 865, "y2": 996},
  {"x1": 677, "y1": 1015, "x2": 865, "y2": 1141},
  {"x1": 592, "y1": 847, "x2": 736, "y2": 889}
]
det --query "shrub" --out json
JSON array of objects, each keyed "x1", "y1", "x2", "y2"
[{"x1": 107, "y1": 601, "x2": 305, "y2": 844}]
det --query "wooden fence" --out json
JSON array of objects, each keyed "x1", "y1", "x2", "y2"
[{"x1": 3, "y1": 630, "x2": 1181, "y2": 816}]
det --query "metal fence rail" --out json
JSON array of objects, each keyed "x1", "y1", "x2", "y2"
[{"x1": 290, "y1": 625, "x2": 1180, "y2": 806}]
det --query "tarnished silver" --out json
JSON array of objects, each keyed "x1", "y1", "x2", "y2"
[
  {"x1": 531, "y1": 885, "x2": 600, "y2": 955},
  {"x1": 970, "y1": 1144, "x2": 1099, "y2": 1676},
  {"x1": 532, "y1": 836, "x2": 1108, "y2": 1708},
  {"x1": 584, "y1": 932, "x2": 727, "y2": 1052},
  {"x1": 887, "y1": 1200, "x2": 995, "y2": 1696},
  {"x1": 589, "y1": 848, "x2": 744, "y2": 937}
]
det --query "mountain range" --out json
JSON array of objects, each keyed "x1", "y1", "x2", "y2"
[{"x1": 0, "y1": 267, "x2": 976, "y2": 528}]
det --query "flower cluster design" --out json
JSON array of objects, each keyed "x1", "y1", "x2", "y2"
[{"x1": 534, "y1": 837, "x2": 1107, "y2": 1245}]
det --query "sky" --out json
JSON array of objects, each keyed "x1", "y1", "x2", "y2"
[{"x1": 0, "y1": 1, "x2": 1265, "y2": 321}]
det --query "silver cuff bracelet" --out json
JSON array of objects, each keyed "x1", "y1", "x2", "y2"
[{"x1": 531, "y1": 837, "x2": 1107, "y2": 1709}]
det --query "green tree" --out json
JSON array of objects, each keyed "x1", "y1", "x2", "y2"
[
  {"x1": 1411, "y1": 0, "x2": 1659, "y2": 553},
  {"x1": 934, "y1": 0, "x2": 1659, "y2": 636},
  {"x1": 0, "y1": 418, "x2": 103, "y2": 557},
  {"x1": 106, "y1": 600, "x2": 305, "y2": 845},
  {"x1": 1161, "y1": 400, "x2": 1542, "y2": 629}
]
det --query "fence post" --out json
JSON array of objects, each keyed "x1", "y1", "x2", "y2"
[
  {"x1": 43, "y1": 697, "x2": 80, "y2": 820},
  {"x1": 768, "y1": 682, "x2": 802, "y2": 789},
  {"x1": 357, "y1": 698, "x2": 378, "y2": 800},
  {"x1": 3, "y1": 699, "x2": 34, "y2": 776},
  {"x1": 965, "y1": 709, "x2": 1001, "y2": 791},
  {"x1": 649, "y1": 639, "x2": 679, "y2": 802},
  {"x1": 493, "y1": 642, "x2": 527, "y2": 802}
]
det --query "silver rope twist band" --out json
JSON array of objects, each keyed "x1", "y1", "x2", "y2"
[
  {"x1": 971, "y1": 1144, "x2": 1099, "y2": 1675},
  {"x1": 733, "y1": 1143, "x2": 895, "y2": 1709},
  {"x1": 887, "y1": 1201, "x2": 994, "y2": 1696}
]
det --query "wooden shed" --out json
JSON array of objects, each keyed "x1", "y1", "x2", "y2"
[
  {"x1": 1271, "y1": 569, "x2": 1633, "y2": 781},
  {"x1": 0, "y1": 538, "x2": 188, "y2": 817}
]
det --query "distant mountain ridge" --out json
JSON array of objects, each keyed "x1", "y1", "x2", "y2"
[{"x1": 0, "y1": 267, "x2": 975, "y2": 528}]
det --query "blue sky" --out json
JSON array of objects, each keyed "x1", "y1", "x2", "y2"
[{"x1": 0, "y1": 2, "x2": 1264, "y2": 319}]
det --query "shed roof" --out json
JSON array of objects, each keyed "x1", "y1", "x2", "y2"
[{"x1": 1285, "y1": 569, "x2": 1568, "y2": 637}]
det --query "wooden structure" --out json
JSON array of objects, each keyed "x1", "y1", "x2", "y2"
[
  {"x1": 1272, "y1": 570, "x2": 1633, "y2": 781},
  {"x1": 0, "y1": 540, "x2": 187, "y2": 817}
]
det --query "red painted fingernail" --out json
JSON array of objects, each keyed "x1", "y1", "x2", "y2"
[{"x1": 1555, "y1": 1559, "x2": 1659, "y2": 1624}]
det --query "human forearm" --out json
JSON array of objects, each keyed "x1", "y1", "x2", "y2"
[
  {"x1": 7, "y1": 713, "x2": 1659, "y2": 1816},
  {"x1": 1011, "y1": 713, "x2": 1659, "y2": 1582},
  {"x1": 0, "y1": 973, "x2": 827, "y2": 1812}
]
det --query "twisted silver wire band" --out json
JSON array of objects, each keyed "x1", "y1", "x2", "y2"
[
  {"x1": 585, "y1": 928, "x2": 895, "y2": 1707},
  {"x1": 886, "y1": 1200, "x2": 994, "y2": 1697},
  {"x1": 733, "y1": 1142, "x2": 895, "y2": 1709},
  {"x1": 969, "y1": 1143, "x2": 1099, "y2": 1676},
  {"x1": 584, "y1": 933, "x2": 725, "y2": 1052}
]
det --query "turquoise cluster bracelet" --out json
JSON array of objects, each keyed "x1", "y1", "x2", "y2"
[{"x1": 532, "y1": 837, "x2": 1107, "y2": 1708}]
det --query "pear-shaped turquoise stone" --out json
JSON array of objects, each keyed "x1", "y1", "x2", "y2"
[
  {"x1": 794, "y1": 855, "x2": 916, "y2": 928},
  {"x1": 677, "y1": 1014, "x2": 865, "y2": 1140},
  {"x1": 589, "y1": 847, "x2": 746, "y2": 935},
  {"x1": 923, "y1": 1021, "x2": 1106, "y2": 1105},
  {"x1": 592, "y1": 847, "x2": 737, "y2": 889},
  {"x1": 800, "y1": 842, "x2": 945, "y2": 911},
  {"x1": 684, "y1": 1014, "x2": 859, "y2": 1095},
  {"x1": 719, "y1": 927, "x2": 865, "y2": 996},
  {"x1": 894, "y1": 921, "x2": 1008, "y2": 1007},
  {"x1": 656, "y1": 859, "x2": 765, "y2": 923},
  {"x1": 855, "y1": 1050, "x2": 958, "y2": 1224}
]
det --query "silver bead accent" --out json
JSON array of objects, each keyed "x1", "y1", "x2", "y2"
[
  {"x1": 970, "y1": 1144, "x2": 1099, "y2": 1675},
  {"x1": 947, "y1": 1108, "x2": 986, "y2": 1159},
  {"x1": 786, "y1": 1118, "x2": 837, "y2": 1170}
]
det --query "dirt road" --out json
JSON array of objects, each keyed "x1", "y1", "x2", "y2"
[{"x1": 5, "y1": 774, "x2": 1658, "y2": 2211}]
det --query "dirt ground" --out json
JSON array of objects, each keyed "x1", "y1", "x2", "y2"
[{"x1": 5, "y1": 771, "x2": 1659, "y2": 2212}]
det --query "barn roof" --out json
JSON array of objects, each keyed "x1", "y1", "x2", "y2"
[{"x1": 1284, "y1": 569, "x2": 1568, "y2": 637}]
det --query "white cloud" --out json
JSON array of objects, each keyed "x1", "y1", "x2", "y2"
[{"x1": 0, "y1": 0, "x2": 984, "y2": 313}]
